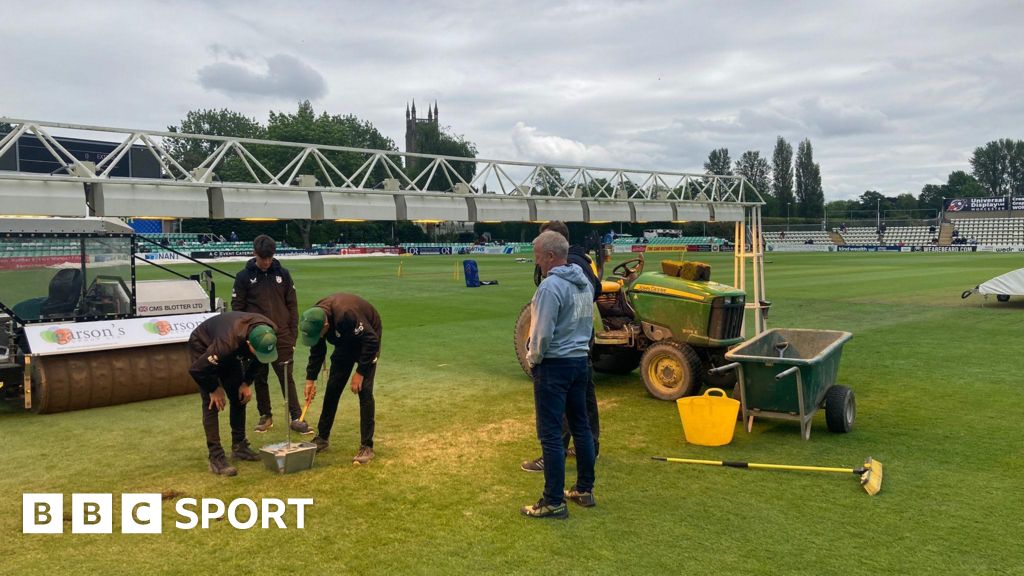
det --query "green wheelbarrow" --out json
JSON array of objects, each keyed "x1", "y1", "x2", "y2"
[{"x1": 709, "y1": 328, "x2": 854, "y2": 440}]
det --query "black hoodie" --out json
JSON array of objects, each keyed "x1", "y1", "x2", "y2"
[
  {"x1": 231, "y1": 258, "x2": 298, "y2": 361},
  {"x1": 188, "y1": 312, "x2": 276, "y2": 393},
  {"x1": 305, "y1": 293, "x2": 382, "y2": 380}
]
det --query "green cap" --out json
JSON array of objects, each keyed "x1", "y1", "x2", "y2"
[
  {"x1": 248, "y1": 324, "x2": 278, "y2": 364},
  {"x1": 299, "y1": 307, "x2": 328, "y2": 347}
]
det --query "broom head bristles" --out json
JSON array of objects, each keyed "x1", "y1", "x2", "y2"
[{"x1": 860, "y1": 457, "x2": 883, "y2": 496}]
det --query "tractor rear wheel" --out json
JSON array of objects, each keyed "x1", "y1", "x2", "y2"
[
  {"x1": 640, "y1": 341, "x2": 701, "y2": 401},
  {"x1": 513, "y1": 302, "x2": 533, "y2": 378},
  {"x1": 592, "y1": 345, "x2": 641, "y2": 374}
]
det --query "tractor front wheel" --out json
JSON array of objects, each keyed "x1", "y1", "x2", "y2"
[
  {"x1": 640, "y1": 341, "x2": 701, "y2": 401},
  {"x1": 513, "y1": 303, "x2": 533, "y2": 378}
]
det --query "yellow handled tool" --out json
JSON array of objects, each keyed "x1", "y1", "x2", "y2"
[{"x1": 652, "y1": 456, "x2": 883, "y2": 496}]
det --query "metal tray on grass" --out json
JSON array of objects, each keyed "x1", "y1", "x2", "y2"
[{"x1": 259, "y1": 441, "x2": 317, "y2": 474}]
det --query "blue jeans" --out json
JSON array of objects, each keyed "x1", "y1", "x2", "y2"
[{"x1": 532, "y1": 356, "x2": 596, "y2": 504}]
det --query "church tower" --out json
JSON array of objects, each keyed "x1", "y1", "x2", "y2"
[{"x1": 405, "y1": 100, "x2": 439, "y2": 154}]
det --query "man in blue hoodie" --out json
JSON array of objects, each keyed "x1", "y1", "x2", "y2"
[
  {"x1": 523, "y1": 221, "x2": 601, "y2": 473},
  {"x1": 521, "y1": 231, "x2": 597, "y2": 519}
]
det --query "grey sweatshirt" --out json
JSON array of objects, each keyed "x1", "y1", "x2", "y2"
[{"x1": 527, "y1": 264, "x2": 595, "y2": 367}]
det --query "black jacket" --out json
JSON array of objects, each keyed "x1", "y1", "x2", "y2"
[
  {"x1": 188, "y1": 312, "x2": 276, "y2": 393},
  {"x1": 533, "y1": 245, "x2": 601, "y2": 301},
  {"x1": 231, "y1": 258, "x2": 298, "y2": 361},
  {"x1": 305, "y1": 293, "x2": 382, "y2": 380}
]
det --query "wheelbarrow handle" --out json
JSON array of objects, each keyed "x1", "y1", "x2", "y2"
[
  {"x1": 708, "y1": 362, "x2": 740, "y2": 375},
  {"x1": 776, "y1": 366, "x2": 800, "y2": 381}
]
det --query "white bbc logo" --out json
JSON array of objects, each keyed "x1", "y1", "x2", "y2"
[
  {"x1": 24, "y1": 493, "x2": 162, "y2": 534},
  {"x1": 23, "y1": 493, "x2": 311, "y2": 533}
]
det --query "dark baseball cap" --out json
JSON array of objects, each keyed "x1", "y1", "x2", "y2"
[
  {"x1": 248, "y1": 324, "x2": 278, "y2": 364},
  {"x1": 299, "y1": 307, "x2": 328, "y2": 347}
]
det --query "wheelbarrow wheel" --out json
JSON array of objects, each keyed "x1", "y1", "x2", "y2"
[
  {"x1": 997, "y1": 294, "x2": 1010, "y2": 302},
  {"x1": 825, "y1": 385, "x2": 855, "y2": 433},
  {"x1": 640, "y1": 341, "x2": 701, "y2": 401}
]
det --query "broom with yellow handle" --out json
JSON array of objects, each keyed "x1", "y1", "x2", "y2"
[
  {"x1": 298, "y1": 365, "x2": 326, "y2": 423},
  {"x1": 652, "y1": 456, "x2": 884, "y2": 496}
]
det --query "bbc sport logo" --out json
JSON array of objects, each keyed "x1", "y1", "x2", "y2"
[{"x1": 23, "y1": 493, "x2": 313, "y2": 533}]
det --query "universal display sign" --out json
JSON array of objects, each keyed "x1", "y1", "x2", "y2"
[{"x1": 944, "y1": 197, "x2": 1024, "y2": 212}]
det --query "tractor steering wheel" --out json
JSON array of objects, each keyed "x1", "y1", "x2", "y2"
[{"x1": 612, "y1": 257, "x2": 644, "y2": 280}]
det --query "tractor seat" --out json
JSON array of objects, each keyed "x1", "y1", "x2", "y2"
[{"x1": 601, "y1": 280, "x2": 623, "y2": 294}]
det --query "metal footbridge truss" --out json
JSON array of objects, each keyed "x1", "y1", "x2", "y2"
[{"x1": 0, "y1": 117, "x2": 767, "y2": 332}]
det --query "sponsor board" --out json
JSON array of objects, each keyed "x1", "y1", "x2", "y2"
[
  {"x1": 24, "y1": 312, "x2": 218, "y2": 356},
  {"x1": 979, "y1": 245, "x2": 1024, "y2": 253},
  {"x1": 767, "y1": 244, "x2": 835, "y2": 253},
  {"x1": 631, "y1": 245, "x2": 647, "y2": 253},
  {"x1": 142, "y1": 252, "x2": 180, "y2": 261},
  {"x1": 613, "y1": 244, "x2": 636, "y2": 253},
  {"x1": 336, "y1": 247, "x2": 402, "y2": 255},
  {"x1": 921, "y1": 245, "x2": 977, "y2": 252},
  {"x1": 0, "y1": 255, "x2": 81, "y2": 270},
  {"x1": 644, "y1": 245, "x2": 710, "y2": 253},
  {"x1": 191, "y1": 249, "x2": 318, "y2": 259},
  {"x1": 945, "y1": 197, "x2": 1024, "y2": 212},
  {"x1": 470, "y1": 246, "x2": 513, "y2": 255},
  {"x1": 407, "y1": 246, "x2": 454, "y2": 256}
]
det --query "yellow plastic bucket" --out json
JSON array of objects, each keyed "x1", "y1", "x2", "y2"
[{"x1": 676, "y1": 388, "x2": 740, "y2": 446}]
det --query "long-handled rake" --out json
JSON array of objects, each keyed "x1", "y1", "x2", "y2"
[{"x1": 651, "y1": 456, "x2": 884, "y2": 496}]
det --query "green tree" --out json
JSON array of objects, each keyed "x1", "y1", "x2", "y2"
[
  {"x1": 165, "y1": 109, "x2": 265, "y2": 181},
  {"x1": 919, "y1": 171, "x2": 986, "y2": 213},
  {"x1": 0, "y1": 121, "x2": 12, "y2": 134},
  {"x1": 771, "y1": 136, "x2": 794, "y2": 217},
  {"x1": 918, "y1": 184, "x2": 947, "y2": 213},
  {"x1": 970, "y1": 139, "x2": 1024, "y2": 196},
  {"x1": 947, "y1": 170, "x2": 986, "y2": 198},
  {"x1": 264, "y1": 100, "x2": 396, "y2": 186},
  {"x1": 704, "y1": 148, "x2": 732, "y2": 176},
  {"x1": 168, "y1": 102, "x2": 397, "y2": 249},
  {"x1": 794, "y1": 139, "x2": 823, "y2": 217},
  {"x1": 734, "y1": 150, "x2": 772, "y2": 211},
  {"x1": 825, "y1": 199, "x2": 857, "y2": 220},
  {"x1": 532, "y1": 166, "x2": 565, "y2": 196},
  {"x1": 894, "y1": 193, "x2": 918, "y2": 211},
  {"x1": 406, "y1": 123, "x2": 478, "y2": 191},
  {"x1": 855, "y1": 190, "x2": 891, "y2": 223}
]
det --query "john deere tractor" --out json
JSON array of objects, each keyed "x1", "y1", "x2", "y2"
[{"x1": 514, "y1": 256, "x2": 746, "y2": 400}]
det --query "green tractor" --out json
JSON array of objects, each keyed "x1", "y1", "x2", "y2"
[{"x1": 514, "y1": 256, "x2": 747, "y2": 400}]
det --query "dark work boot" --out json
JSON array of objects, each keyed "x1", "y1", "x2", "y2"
[
  {"x1": 353, "y1": 446, "x2": 375, "y2": 464},
  {"x1": 254, "y1": 415, "x2": 273, "y2": 433},
  {"x1": 209, "y1": 455, "x2": 238, "y2": 477},
  {"x1": 231, "y1": 441, "x2": 260, "y2": 462},
  {"x1": 312, "y1": 436, "x2": 330, "y2": 453}
]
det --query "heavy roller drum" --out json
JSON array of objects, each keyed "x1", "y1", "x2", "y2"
[{"x1": 28, "y1": 343, "x2": 197, "y2": 414}]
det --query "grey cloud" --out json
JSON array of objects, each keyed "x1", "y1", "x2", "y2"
[
  {"x1": 208, "y1": 43, "x2": 248, "y2": 61},
  {"x1": 798, "y1": 97, "x2": 892, "y2": 137},
  {"x1": 198, "y1": 54, "x2": 327, "y2": 100}
]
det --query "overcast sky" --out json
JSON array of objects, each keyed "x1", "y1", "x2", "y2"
[{"x1": 3, "y1": 0, "x2": 1022, "y2": 200}]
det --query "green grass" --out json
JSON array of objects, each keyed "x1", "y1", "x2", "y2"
[{"x1": 2, "y1": 252, "x2": 1022, "y2": 575}]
